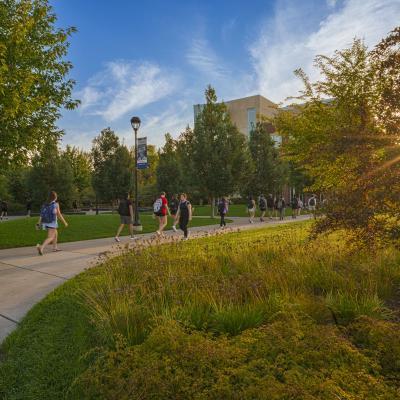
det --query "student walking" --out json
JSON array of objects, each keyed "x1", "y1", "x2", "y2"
[
  {"x1": 247, "y1": 196, "x2": 256, "y2": 223},
  {"x1": 169, "y1": 194, "x2": 179, "y2": 232},
  {"x1": 297, "y1": 197, "x2": 303, "y2": 217},
  {"x1": 259, "y1": 194, "x2": 267, "y2": 222},
  {"x1": 291, "y1": 197, "x2": 299, "y2": 219},
  {"x1": 26, "y1": 200, "x2": 32, "y2": 217},
  {"x1": 308, "y1": 194, "x2": 317, "y2": 219},
  {"x1": 0, "y1": 200, "x2": 8, "y2": 220},
  {"x1": 277, "y1": 196, "x2": 286, "y2": 221},
  {"x1": 218, "y1": 197, "x2": 228, "y2": 227},
  {"x1": 36, "y1": 191, "x2": 68, "y2": 255},
  {"x1": 153, "y1": 191, "x2": 170, "y2": 236},
  {"x1": 175, "y1": 193, "x2": 192, "y2": 239},
  {"x1": 267, "y1": 194, "x2": 274, "y2": 219},
  {"x1": 115, "y1": 193, "x2": 135, "y2": 242}
]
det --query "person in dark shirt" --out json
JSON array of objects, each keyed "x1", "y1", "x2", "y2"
[
  {"x1": 175, "y1": 193, "x2": 192, "y2": 239},
  {"x1": 0, "y1": 200, "x2": 8, "y2": 220},
  {"x1": 115, "y1": 193, "x2": 135, "y2": 242}
]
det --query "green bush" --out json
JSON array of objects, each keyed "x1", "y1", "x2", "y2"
[{"x1": 69, "y1": 318, "x2": 398, "y2": 399}]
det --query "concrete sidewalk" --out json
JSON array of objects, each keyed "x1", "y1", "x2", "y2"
[{"x1": 0, "y1": 215, "x2": 309, "y2": 342}]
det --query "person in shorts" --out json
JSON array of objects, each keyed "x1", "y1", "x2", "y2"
[
  {"x1": 169, "y1": 194, "x2": 179, "y2": 232},
  {"x1": 36, "y1": 191, "x2": 68, "y2": 255},
  {"x1": 175, "y1": 193, "x2": 192, "y2": 239},
  {"x1": 154, "y1": 191, "x2": 170, "y2": 236},
  {"x1": 247, "y1": 195, "x2": 256, "y2": 223},
  {"x1": 115, "y1": 193, "x2": 135, "y2": 242},
  {"x1": 308, "y1": 194, "x2": 317, "y2": 219}
]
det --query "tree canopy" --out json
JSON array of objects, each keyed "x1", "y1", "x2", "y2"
[
  {"x1": 276, "y1": 27, "x2": 400, "y2": 244},
  {"x1": 0, "y1": 0, "x2": 78, "y2": 169}
]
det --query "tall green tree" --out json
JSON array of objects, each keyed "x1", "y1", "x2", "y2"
[
  {"x1": 0, "y1": 0, "x2": 79, "y2": 169},
  {"x1": 64, "y1": 146, "x2": 92, "y2": 202},
  {"x1": 156, "y1": 133, "x2": 184, "y2": 196},
  {"x1": 275, "y1": 29, "x2": 400, "y2": 244},
  {"x1": 247, "y1": 121, "x2": 286, "y2": 196},
  {"x1": 191, "y1": 86, "x2": 252, "y2": 216},
  {"x1": 91, "y1": 128, "x2": 133, "y2": 204},
  {"x1": 27, "y1": 141, "x2": 74, "y2": 207}
]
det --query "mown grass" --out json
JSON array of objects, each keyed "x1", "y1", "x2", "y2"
[
  {"x1": 0, "y1": 214, "x2": 226, "y2": 249},
  {"x1": 1, "y1": 222, "x2": 400, "y2": 399}
]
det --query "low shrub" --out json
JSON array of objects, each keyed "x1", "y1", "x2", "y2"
[{"x1": 69, "y1": 318, "x2": 399, "y2": 399}]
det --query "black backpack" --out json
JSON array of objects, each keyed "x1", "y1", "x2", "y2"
[
  {"x1": 218, "y1": 201, "x2": 225, "y2": 214},
  {"x1": 259, "y1": 198, "x2": 267, "y2": 209}
]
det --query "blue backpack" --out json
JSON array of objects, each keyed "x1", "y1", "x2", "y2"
[{"x1": 40, "y1": 202, "x2": 56, "y2": 224}]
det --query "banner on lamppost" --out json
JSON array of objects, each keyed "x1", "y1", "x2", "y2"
[{"x1": 137, "y1": 137, "x2": 148, "y2": 169}]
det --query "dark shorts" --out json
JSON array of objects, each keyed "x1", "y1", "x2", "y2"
[{"x1": 120, "y1": 215, "x2": 132, "y2": 224}]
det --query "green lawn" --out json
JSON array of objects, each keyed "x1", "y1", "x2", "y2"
[
  {"x1": 1, "y1": 222, "x2": 399, "y2": 399},
  {"x1": 0, "y1": 214, "x2": 228, "y2": 249},
  {"x1": 193, "y1": 203, "x2": 308, "y2": 217}
]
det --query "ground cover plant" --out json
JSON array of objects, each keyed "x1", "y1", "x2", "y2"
[
  {"x1": 1, "y1": 222, "x2": 400, "y2": 399},
  {"x1": 0, "y1": 214, "x2": 225, "y2": 249}
]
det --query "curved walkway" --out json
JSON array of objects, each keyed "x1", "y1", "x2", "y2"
[{"x1": 0, "y1": 215, "x2": 310, "y2": 342}]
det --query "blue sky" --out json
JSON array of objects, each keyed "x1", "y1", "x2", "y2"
[{"x1": 52, "y1": 0, "x2": 400, "y2": 149}]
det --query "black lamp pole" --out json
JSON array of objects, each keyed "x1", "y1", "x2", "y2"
[{"x1": 130, "y1": 116, "x2": 142, "y2": 230}]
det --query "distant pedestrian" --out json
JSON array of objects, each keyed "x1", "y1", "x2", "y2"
[
  {"x1": 169, "y1": 194, "x2": 179, "y2": 232},
  {"x1": 259, "y1": 194, "x2": 267, "y2": 222},
  {"x1": 291, "y1": 197, "x2": 298, "y2": 219},
  {"x1": 72, "y1": 200, "x2": 78, "y2": 213},
  {"x1": 277, "y1": 196, "x2": 286, "y2": 221},
  {"x1": 26, "y1": 199, "x2": 32, "y2": 217},
  {"x1": 153, "y1": 191, "x2": 170, "y2": 236},
  {"x1": 247, "y1": 196, "x2": 256, "y2": 223},
  {"x1": 0, "y1": 200, "x2": 8, "y2": 220},
  {"x1": 36, "y1": 191, "x2": 68, "y2": 255},
  {"x1": 267, "y1": 194, "x2": 274, "y2": 219},
  {"x1": 115, "y1": 193, "x2": 135, "y2": 242},
  {"x1": 308, "y1": 194, "x2": 317, "y2": 219},
  {"x1": 218, "y1": 197, "x2": 228, "y2": 227},
  {"x1": 297, "y1": 197, "x2": 303, "y2": 217},
  {"x1": 176, "y1": 193, "x2": 192, "y2": 239}
]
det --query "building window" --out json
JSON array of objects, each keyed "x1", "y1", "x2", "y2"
[{"x1": 247, "y1": 108, "x2": 256, "y2": 134}]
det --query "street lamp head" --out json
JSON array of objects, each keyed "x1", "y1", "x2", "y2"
[{"x1": 130, "y1": 116, "x2": 141, "y2": 131}]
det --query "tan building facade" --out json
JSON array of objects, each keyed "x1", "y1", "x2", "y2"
[{"x1": 194, "y1": 94, "x2": 279, "y2": 136}]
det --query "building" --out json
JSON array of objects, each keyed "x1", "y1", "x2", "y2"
[{"x1": 193, "y1": 94, "x2": 282, "y2": 144}]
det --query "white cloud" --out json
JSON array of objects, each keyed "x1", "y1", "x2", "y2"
[
  {"x1": 186, "y1": 38, "x2": 228, "y2": 78},
  {"x1": 326, "y1": 0, "x2": 337, "y2": 8},
  {"x1": 77, "y1": 61, "x2": 179, "y2": 122},
  {"x1": 250, "y1": 0, "x2": 400, "y2": 103}
]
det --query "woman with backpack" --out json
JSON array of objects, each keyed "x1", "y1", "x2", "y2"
[
  {"x1": 36, "y1": 191, "x2": 68, "y2": 256},
  {"x1": 247, "y1": 195, "x2": 256, "y2": 224},
  {"x1": 153, "y1": 191, "x2": 170, "y2": 236},
  {"x1": 175, "y1": 193, "x2": 192, "y2": 239},
  {"x1": 218, "y1": 197, "x2": 228, "y2": 228}
]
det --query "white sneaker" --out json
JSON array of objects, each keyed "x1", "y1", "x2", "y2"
[
  {"x1": 130, "y1": 236, "x2": 138, "y2": 240},
  {"x1": 172, "y1": 225, "x2": 177, "y2": 232},
  {"x1": 114, "y1": 237, "x2": 120, "y2": 242}
]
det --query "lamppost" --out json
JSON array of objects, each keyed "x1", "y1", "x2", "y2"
[{"x1": 131, "y1": 116, "x2": 142, "y2": 231}]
